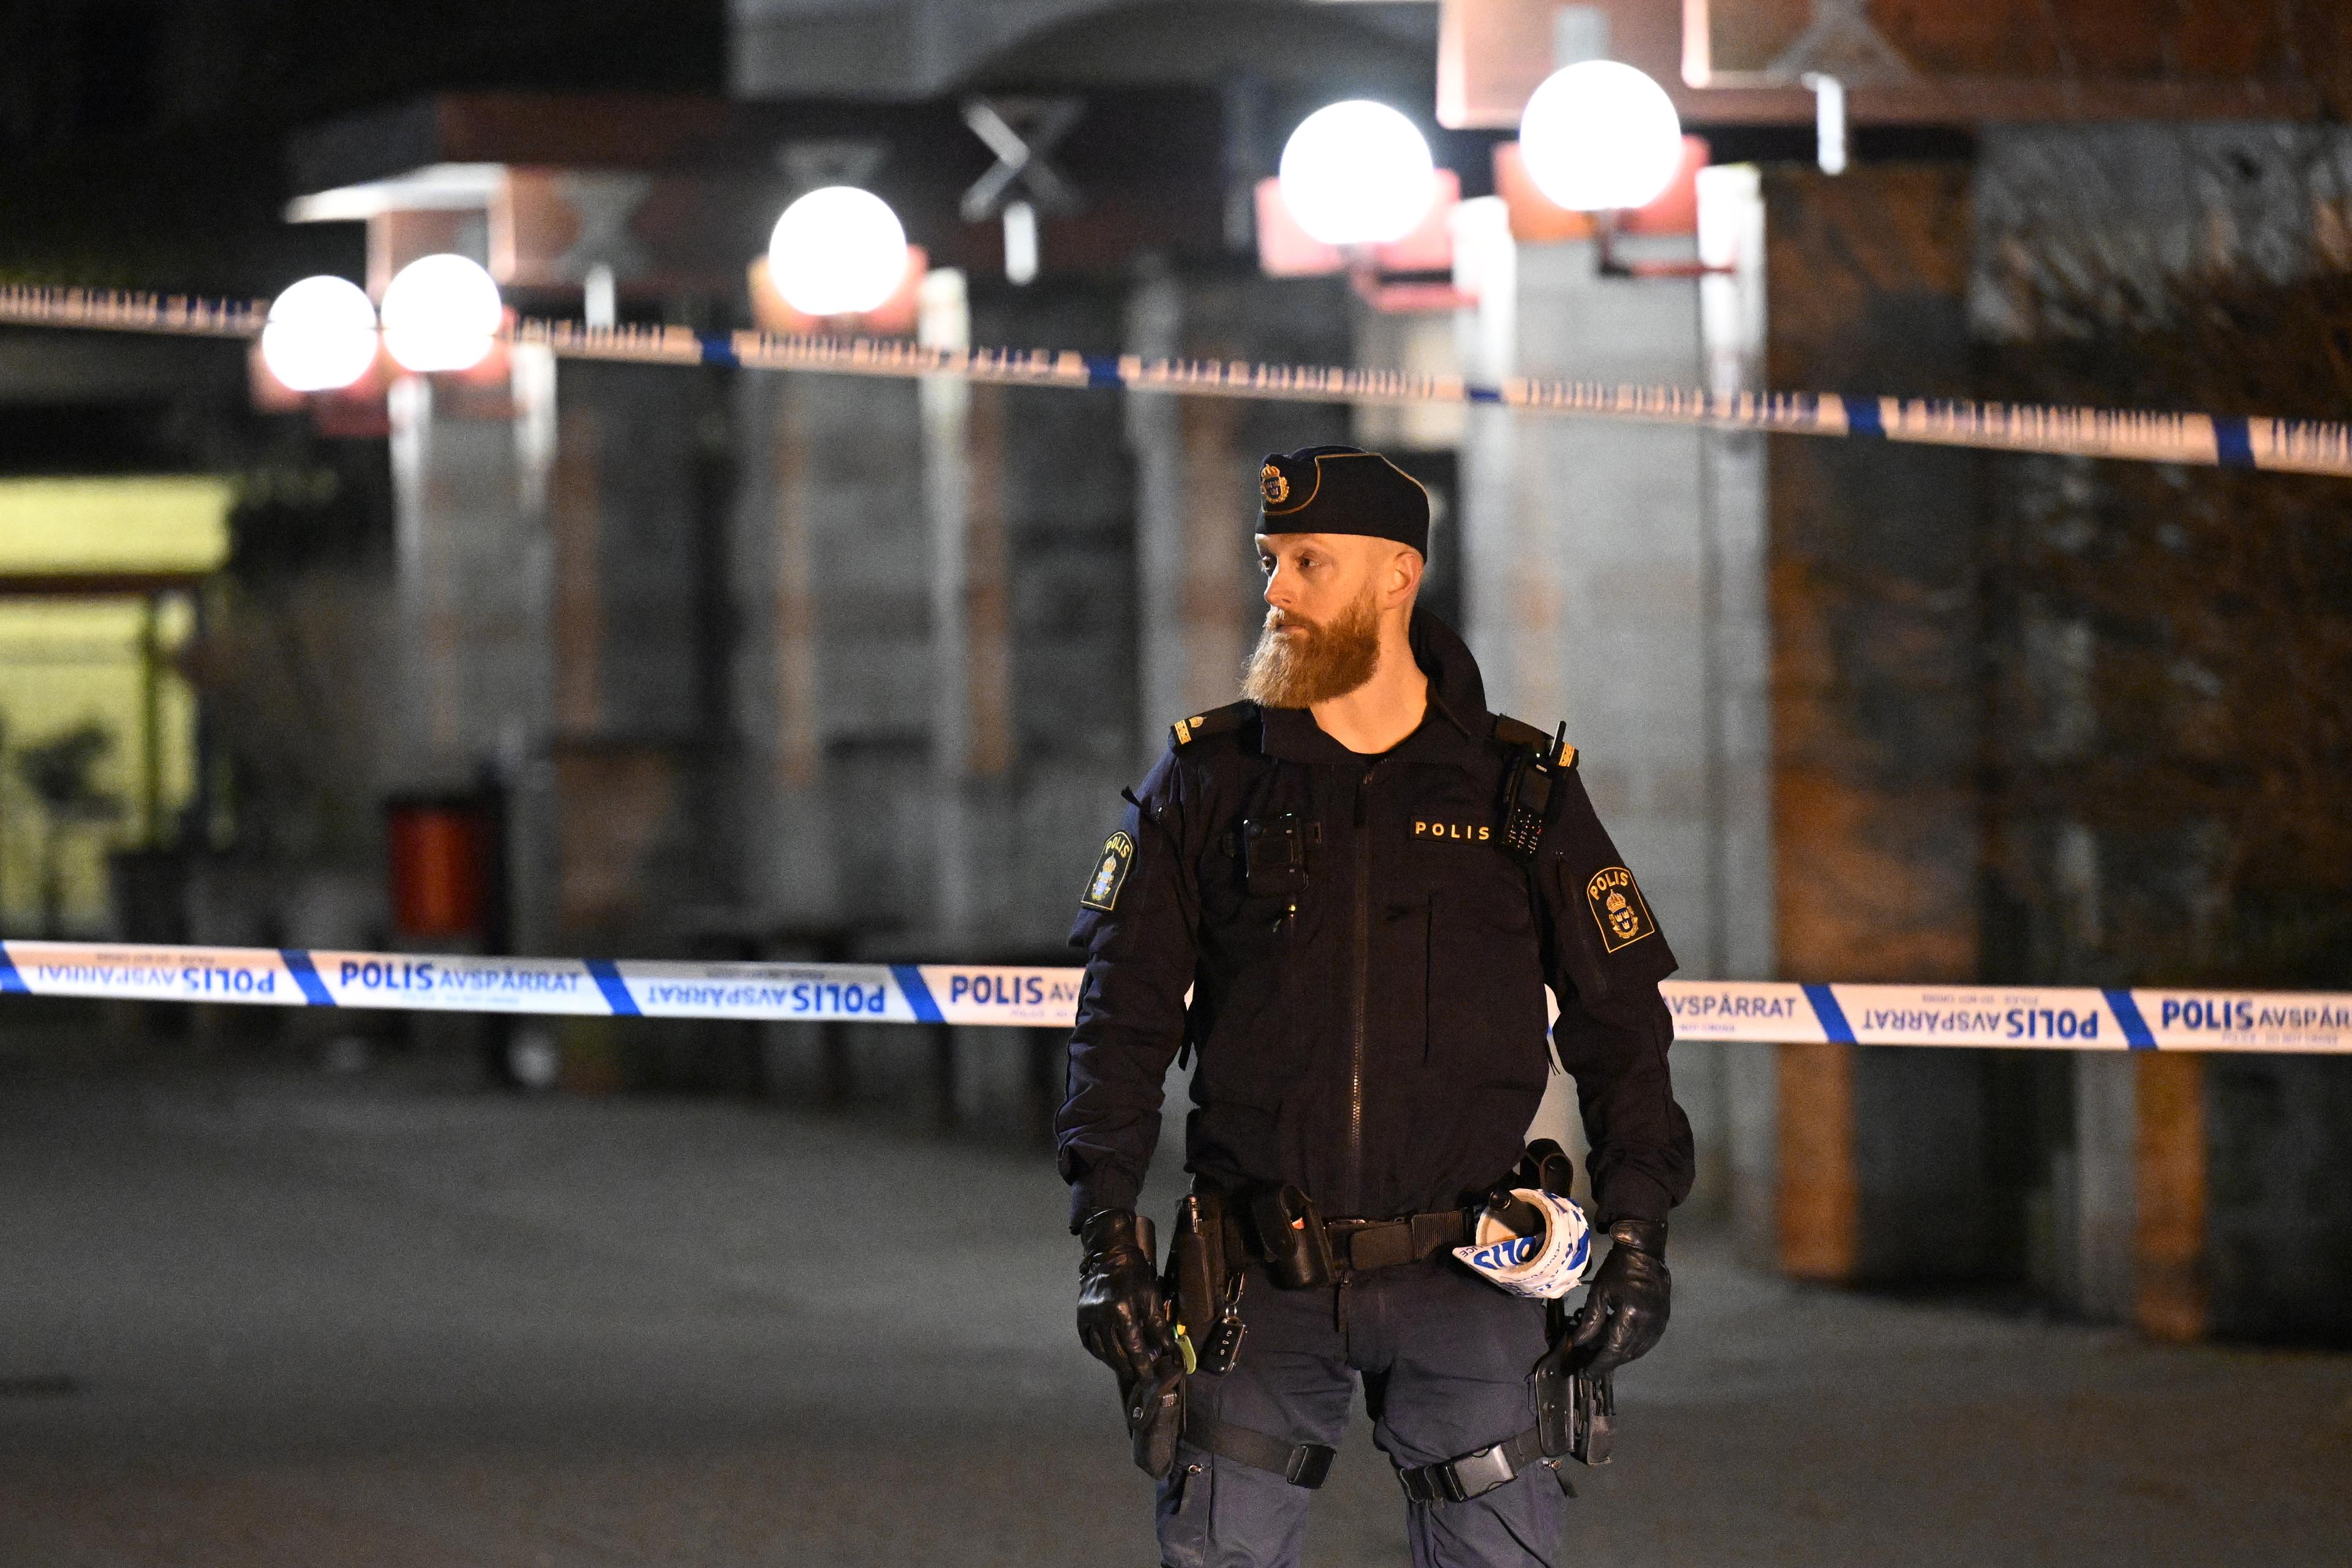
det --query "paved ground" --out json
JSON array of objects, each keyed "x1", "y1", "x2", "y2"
[{"x1": 4, "y1": 1050, "x2": 2350, "y2": 1567}]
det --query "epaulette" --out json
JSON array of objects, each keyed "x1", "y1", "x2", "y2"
[
  {"x1": 1171, "y1": 701, "x2": 1256, "y2": 751},
  {"x1": 1493, "y1": 713, "x2": 1577, "y2": 772}
]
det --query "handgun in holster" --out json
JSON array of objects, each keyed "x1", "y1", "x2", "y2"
[
  {"x1": 1532, "y1": 1327, "x2": 1615, "y2": 1467},
  {"x1": 1117, "y1": 1213, "x2": 1185, "y2": 1479},
  {"x1": 1128, "y1": 1192, "x2": 1251, "y2": 1480},
  {"x1": 1519, "y1": 1138, "x2": 1615, "y2": 1468}
]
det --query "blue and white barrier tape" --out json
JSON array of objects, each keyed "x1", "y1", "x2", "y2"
[
  {"x1": 4, "y1": 284, "x2": 2350, "y2": 478},
  {"x1": 4, "y1": 941, "x2": 2348, "y2": 1054},
  {"x1": 0, "y1": 941, "x2": 1082, "y2": 1030},
  {"x1": 1660, "y1": 980, "x2": 2352, "y2": 1054}
]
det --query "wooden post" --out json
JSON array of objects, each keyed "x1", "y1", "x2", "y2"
[
  {"x1": 1777, "y1": 1039, "x2": 1858, "y2": 1279},
  {"x1": 2134, "y1": 1052, "x2": 2208, "y2": 1341}
]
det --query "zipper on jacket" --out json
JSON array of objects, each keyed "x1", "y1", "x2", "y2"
[{"x1": 1347, "y1": 764, "x2": 1374, "y2": 1215}]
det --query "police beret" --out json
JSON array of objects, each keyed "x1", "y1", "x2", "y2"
[{"x1": 1257, "y1": 445, "x2": 1430, "y2": 556}]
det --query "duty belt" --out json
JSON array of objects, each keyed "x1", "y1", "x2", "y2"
[{"x1": 1323, "y1": 1209, "x2": 1475, "y2": 1275}]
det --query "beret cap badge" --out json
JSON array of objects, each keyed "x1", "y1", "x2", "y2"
[{"x1": 1260, "y1": 463, "x2": 1290, "y2": 505}]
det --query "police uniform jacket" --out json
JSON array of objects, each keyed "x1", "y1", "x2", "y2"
[{"x1": 1055, "y1": 609, "x2": 1694, "y2": 1232}]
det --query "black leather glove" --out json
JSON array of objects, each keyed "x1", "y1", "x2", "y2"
[
  {"x1": 1566, "y1": 1218, "x2": 1670, "y2": 1376},
  {"x1": 1077, "y1": 1208, "x2": 1177, "y2": 1385}
]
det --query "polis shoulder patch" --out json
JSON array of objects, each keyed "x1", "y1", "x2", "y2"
[
  {"x1": 1586, "y1": 865, "x2": 1656, "y2": 953},
  {"x1": 1080, "y1": 831, "x2": 1136, "y2": 912}
]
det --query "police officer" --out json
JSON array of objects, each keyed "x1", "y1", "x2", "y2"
[{"x1": 1059, "y1": 445, "x2": 1692, "y2": 1568}]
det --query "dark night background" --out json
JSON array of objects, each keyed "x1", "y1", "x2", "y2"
[{"x1": 2, "y1": 4, "x2": 2350, "y2": 1564}]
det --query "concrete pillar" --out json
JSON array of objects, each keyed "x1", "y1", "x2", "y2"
[
  {"x1": 733, "y1": 341, "x2": 926, "y2": 942},
  {"x1": 1697, "y1": 165, "x2": 1779, "y2": 1256},
  {"x1": 922, "y1": 271, "x2": 1011, "y2": 782},
  {"x1": 2069, "y1": 1050, "x2": 2139, "y2": 1320},
  {"x1": 387, "y1": 354, "x2": 556, "y2": 777},
  {"x1": 1454, "y1": 219, "x2": 1573, "y2": 1179},
  {"x1": 1503, "y1": 236, "x2": 1712, "y2": 973},
  {"x1": 729, "y1": 368, "x2": 837, "y2": 926},
  {"x1": 1458, "y1": 201, "x2": 1765, "y2": 1213},
  {"x1": 385, "y1": 347, "x2": 557, "y2": 952},
  {"x1": 538, "y1": 359, "x2": 712, "y2": 948},
  {"x1": 1455, "y1": 192, "x2": 1521, "y2": 707},
  {"x1": 923, "y1": 268, "x2": 1017, "y2": 948},
  {"x1": 1127, "y1": 263, "x2": 1256, "y2": 752}
]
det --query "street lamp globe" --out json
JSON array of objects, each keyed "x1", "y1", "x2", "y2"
[
  {"x1": 1517, "y1": 60, "x2": 1686, "y2": 213},
  {"x1": 380, "y1": 254, "x2": 504, "y2": 374},
  {"x1": 259, "y1": 276, "x2": 379, "y2": 393},
  {"x1": 767, "y1": 186, "x2": 910, "y2": 318},
  {"x1": 1278, "y1": 100, "x2": 1438, "y2": 248}
]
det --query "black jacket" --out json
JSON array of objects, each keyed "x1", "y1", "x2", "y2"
[{"x1": 1056, "y1": 610, "x2": 1692, "y2": 1230}]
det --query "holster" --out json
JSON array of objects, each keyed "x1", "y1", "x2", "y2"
[
  {"x1": 1166, "y1": 1192, "x2": 1227, "y2": 1346},
  {"x1": 1522, "y1": 1138, "x2": 1614, "y2": 1466},
  {"x1": 1125, "y1": 1363, "x2": 1186, "y2": 1479},
  {"x1": 1532, "y1": 1306, "x2": 1615, "y2": 1466},
  {"x1": 1166, "y1": 1188, "x2": 1253, "y2": 1378}
]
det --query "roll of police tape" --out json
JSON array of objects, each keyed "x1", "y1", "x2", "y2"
[
  {"x1": 2, "y1": 940, "x2": 2348, "y2": 1052},
  {"x1": 1453, "y1": 1188, "x2": 1593, "y2": 1300}
]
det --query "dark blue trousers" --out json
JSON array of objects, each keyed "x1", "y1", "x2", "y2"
[{"x1": 1156, "y1": 1256, "x2": 1567, "y2": 1568}]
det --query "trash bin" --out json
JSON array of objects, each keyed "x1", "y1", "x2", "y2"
[{"x1": 384, "y1": 793, "x2": 495, "y2": 940}]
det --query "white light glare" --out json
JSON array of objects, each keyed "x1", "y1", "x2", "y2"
[
  {"x1": 380, "y1": 254, "x2": 504, "y2": 374},
  {"x1": 1804, "y1": 73, "x2": 1849, "y2": 176},
  {"x1": 767, "y1": 186, "x2": 911, "y2": 317},
  {"x1": 260, "y1": 275, "x2": 379, "y2": 393},
  {"x1": 1278, "y1": 100, "x2": 1438, "y2": 248},
  {"x1": 1517, "y1": 60, "x2": 1686, "y2": 213}
]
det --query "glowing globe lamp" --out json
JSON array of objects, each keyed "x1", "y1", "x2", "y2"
[
  {"x1": 1277, "y1": 100, "x2": 1438, "y2": 248},
  {"x1": 767, "y1": 186, "x2": 910, "y2": 317},
  {"x1": 259, "y1": 276, "x2": 379, "y2": 393},
  {"x1": 1517, "y1": 61, "x2": 1686, "y2": 213},
  {"x1": 380, "y1": 254, "x2": 504, "y2": 374}
]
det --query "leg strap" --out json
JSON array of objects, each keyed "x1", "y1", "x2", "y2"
[
  {"x1": 1180, "y1": 1404, "x2": 1335, "y2": 1489},
  {"x1": 1395, "y1": 1426, "x2": 1555, "y2": 1506}
]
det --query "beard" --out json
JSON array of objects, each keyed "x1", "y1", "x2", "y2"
[{"x1": 1241, "y1": 583, "x2": 1382, "y2": 708}]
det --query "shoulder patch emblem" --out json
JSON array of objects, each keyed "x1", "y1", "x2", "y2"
[
  {"x1": 1585, "y1": 866, "x2": 1656, "y2": 952},
  {"x1": 1081, "y1": 831, "x2": 1136, "y2": 912}
]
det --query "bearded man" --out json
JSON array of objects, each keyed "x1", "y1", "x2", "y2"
[{"x1": 1057, "y1": 445, "x2": 1691, "y2": 1568}]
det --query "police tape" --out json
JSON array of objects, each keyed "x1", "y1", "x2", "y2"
[
  {"x1": 5, "y1": 282, "x2": 2351, "y2": 478},
  {"x1": 5, "y1": 940, "x2": 2349, "y2": 1054}
]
